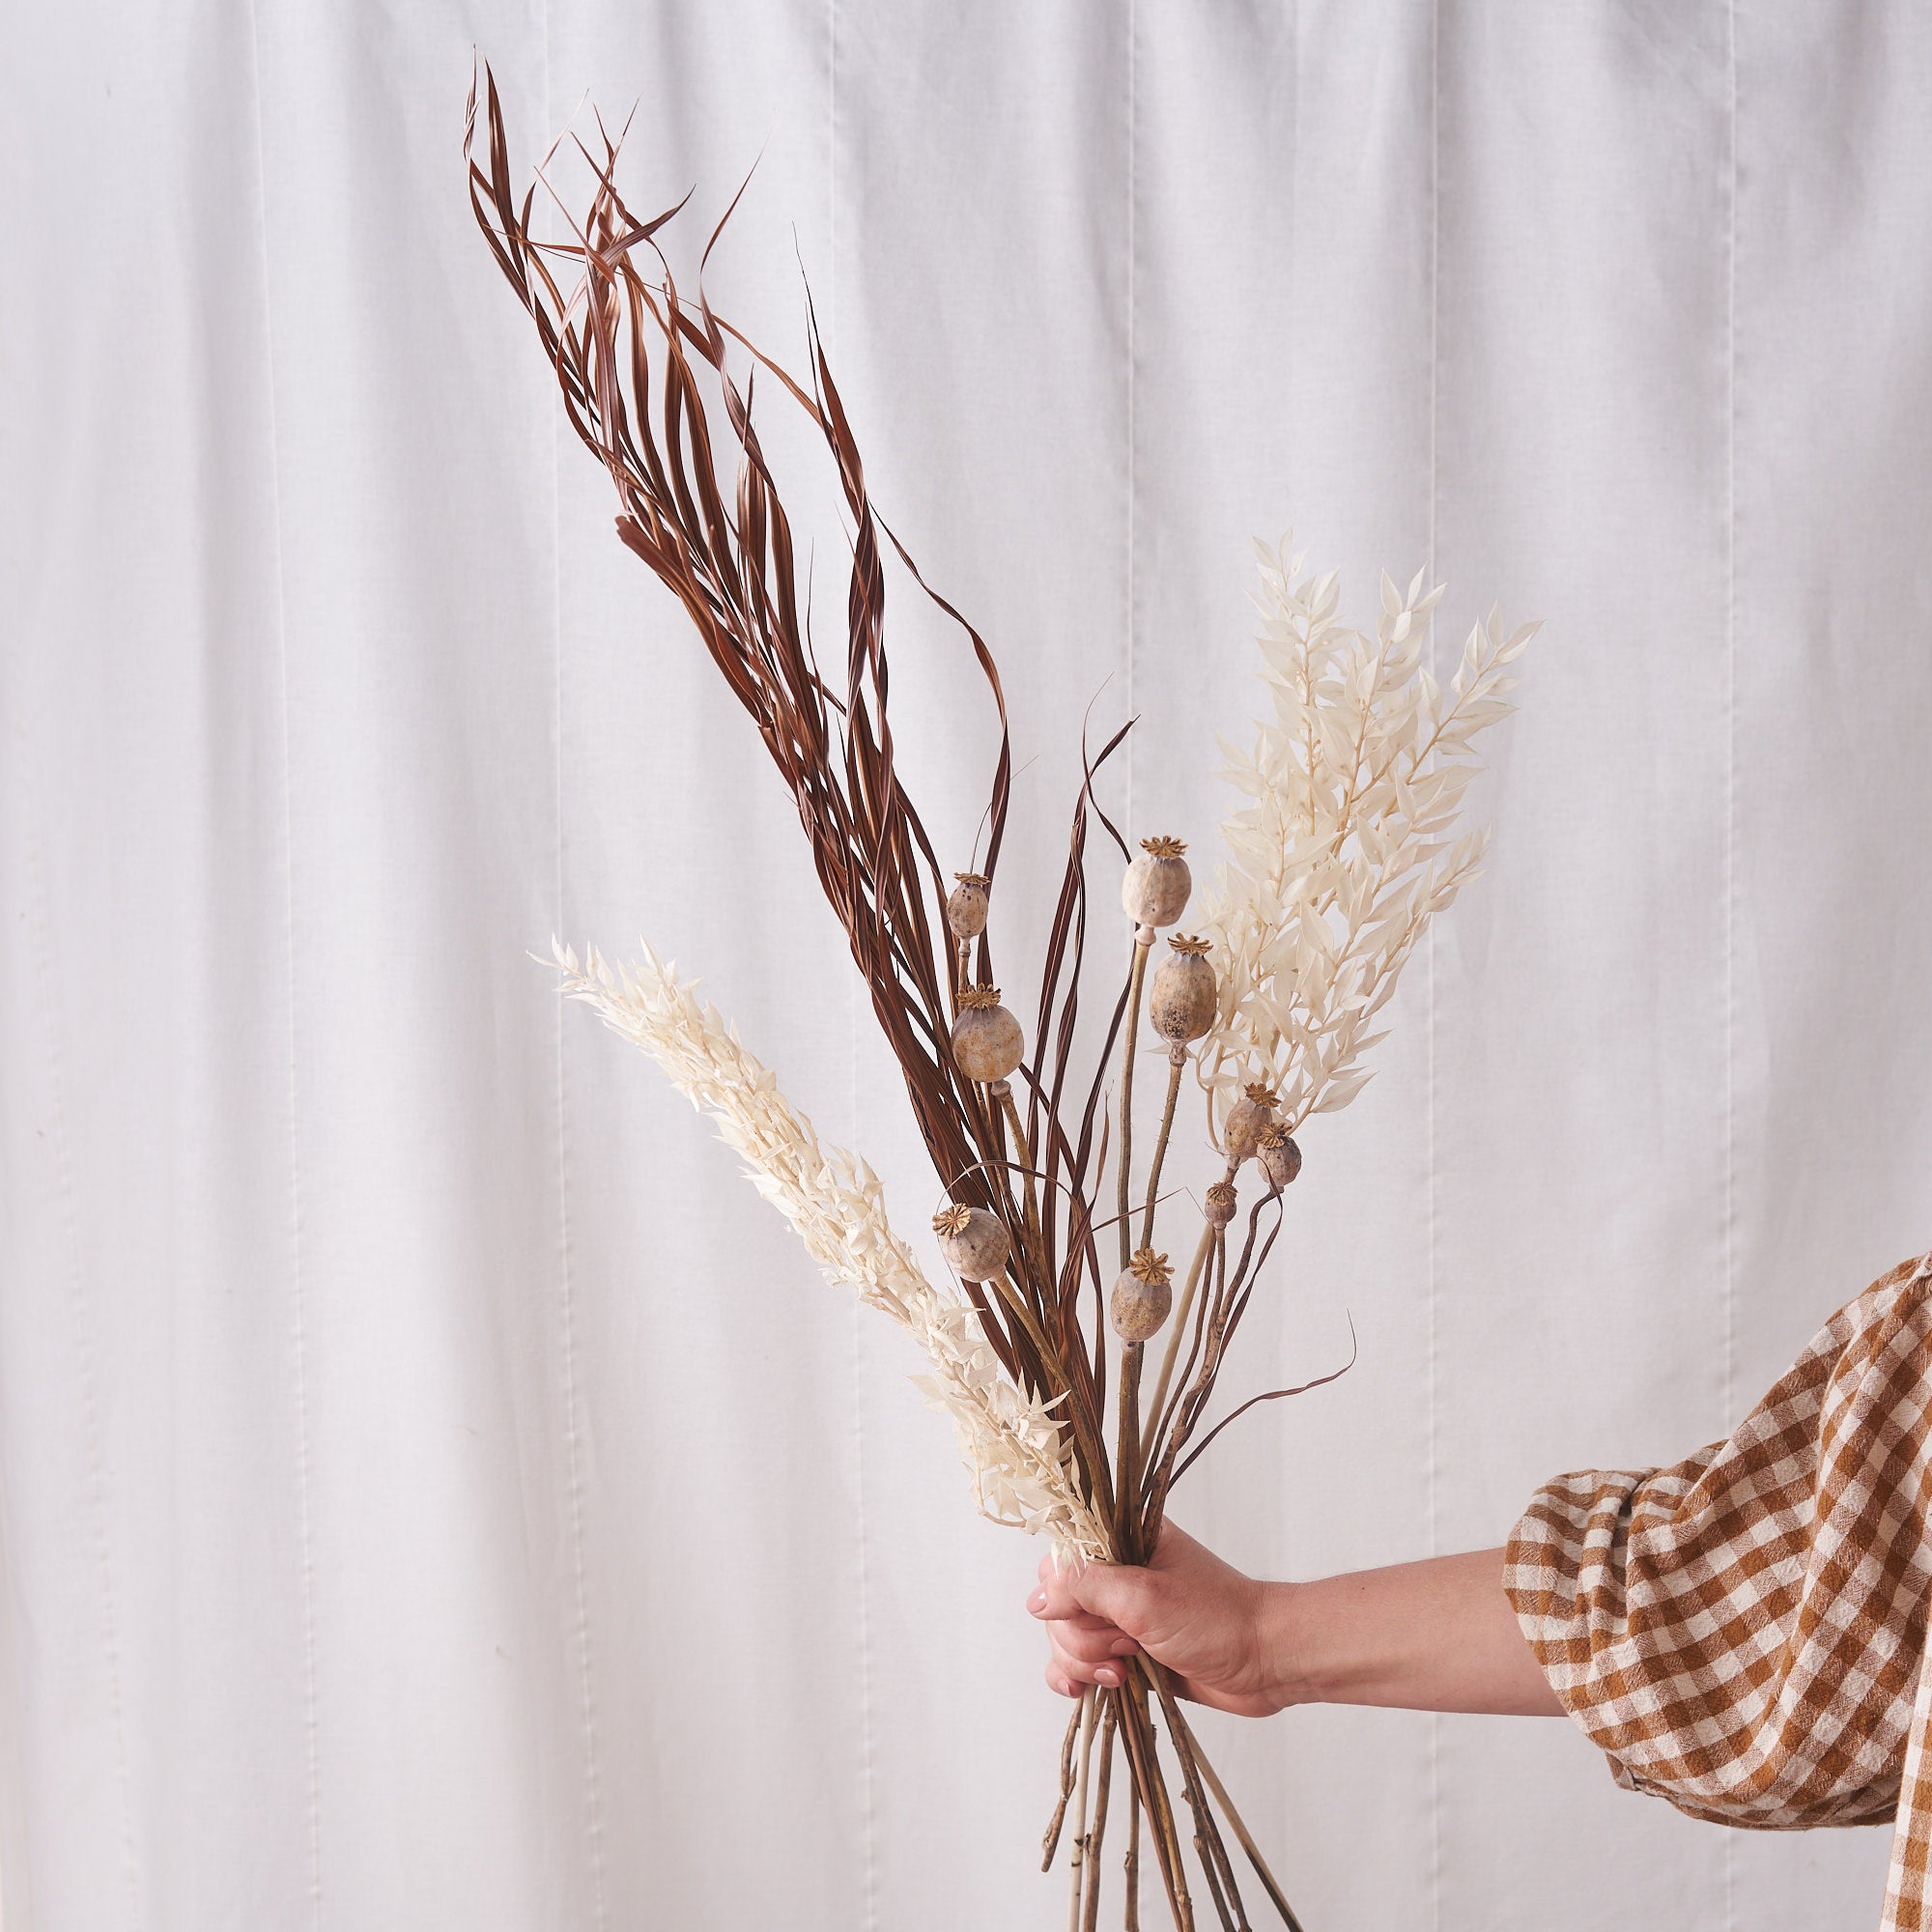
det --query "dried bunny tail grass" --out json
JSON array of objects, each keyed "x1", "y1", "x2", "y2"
[
  {"x1": 1199, "y1": 534, "x2": 1539, "y2": 1136},
  {"x1": 553, "y1": 940, "x2": 1112, "y2": 1565}
]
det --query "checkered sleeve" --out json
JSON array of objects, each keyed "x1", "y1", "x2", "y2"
[{"x1": 1504, "y1": 1253, "x2": 1932, "y2": 1928}]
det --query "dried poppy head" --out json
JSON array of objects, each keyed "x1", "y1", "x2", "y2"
[
  {"x1": 1257, "y1": 1124, "x2": 1302, "y2": 1190},
  {"x1": 947, "y1": 871, "x2": 991, "y2": 941},
  {"x1": 951, "y1": 986, "x2": 1024, "y2": 1082},
  {"x1": 932, "y1": 1203, "x2": 1011, "y2": 1281},
  {"x1": 1122, "y1": 836, "x2": 1192, "y2": 929},
  {"x1": 1111, "y1": 1246, "x2": 1175, "y2": 1343},
  {"x1": 1151, "y1": 935, "x2": 1217, "y2": 1044},
  {"x1": 1224, "y1": 1082, "x2": 1279, "y2": 1162}
]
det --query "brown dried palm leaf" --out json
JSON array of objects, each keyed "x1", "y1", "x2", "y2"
[{"x1": 462, "y1": 68, "x2": 1137, "y2": 1481}]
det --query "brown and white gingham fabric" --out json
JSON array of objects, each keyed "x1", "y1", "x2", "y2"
[{"x1": 1504, "y1": 1251, "x2": 1932, "y2": 1929}]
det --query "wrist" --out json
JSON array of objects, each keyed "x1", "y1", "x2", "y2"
[{"x1": 1254, "y1": 1579, "x2": 1316, "y2": 1712}]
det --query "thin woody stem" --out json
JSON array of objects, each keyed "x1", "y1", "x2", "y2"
[
  {"x1": 1114, "y1": 930, "x2": 1154, "y2": 1552},
  {"x1": 1173, "y1": 1706, "x2": 1305, "y2": 1932},
  {"x1": 1117, "y1": 933, "x2": 1153, "y2": 1273},
  {"x1": 1148, "y1": 1223, "x2": 1221, "y2": 1468},
  {"x1": 1152, "y1": 1669, "x2": 1239, "y2": 1932},
  {"x1": 1080, "y1": 1697, "x2": 1118, "y2": 1932},
  {"x1": 1143, "y1": 1170, "x2": 1231, "y2": 1440},
  {"x1": 1125, "y1": 1662, "x2": 1196, "y2": 1932},
  {"x1": 1042, "y1": 1696, "x2": 1084, "y2": 1871},
  {"x1": 995, "y1": 1081, "x2": 1051, "y2": 1292},
  {"x1": 1141, "y1": 1224, "x2": 1230, "y2": 1544},
  {"x1": 1117, "y1": 1343, "x2": 1146, "y2": 1557},
  {"x1": 1165, "y1": 1707, "x2": 1247, "y2": 1932},
  {"x1": 1067, "y1": 1689, "x2": 1098, "y2": 1931},
  {"x1": 982, "y1": 1267, "x2": 1061, "y2": 1390},
  {"x1": 1123, "y1": 1782, "x2": 1142, "y2": 1932},
  {"x1": 1139, "y1": 1045, "x2": 1189, "y2": 1251},
  {"x1": 1111, "y1": 1677, "x2": 1186, "y2": 1931}
]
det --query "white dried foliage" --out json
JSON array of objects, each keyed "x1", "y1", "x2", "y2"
[
  {"x1": 1200, "y1": 535, "x2": 1538, "y2": 1137},
  {"x1": 553, "y1": 941, "x2": 1113, "y2": 1565}
]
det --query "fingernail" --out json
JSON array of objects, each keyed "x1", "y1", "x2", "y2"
[
  {"x1": 1027, "y1": 1589, "x2": 1047, "y2": 1614},
  {"x1": 1095, "y1": 1665, "x2": 1121, "y2": 1687},
  {"x1": 1110, "y1": 1638, "x2": 1138, "y2": 1657}
]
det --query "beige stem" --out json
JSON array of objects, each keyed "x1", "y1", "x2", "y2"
[
  {"x1": 1129, "y1": 1662, "x2": 1196, "y2": 1932},
  {"x1": 1080, "y1": 1697, "x2": 1119, "y2": 1932},
  {"x1": 1041, "y1": 1695, "x2": 1083, "y2": 1871},
  {"x1": 1139, "y1": 1046, "x2": 1188, "y2": 1251},
  {"x1": 1173, "y1": 1706, "x2": 1305, "y2": 1932},
  {"x1": 995, "y1": 1082, "x2": 1051, "y2": 1291},
  {"x1": 984, "y1": 1270, "x2": 1061, "y2": 1389},
  {"x1": 1067, "y1": 1688, "x2": 1098, "y2": 1932},
  {"x1": 1117, "y1": 1341, "x2": 1146, "y2": 1550},
  {"x1": 1117, "y1": 933, "x2": 1153, "y2": 1273},
  {"x1": 1144, "y1": 1166, "x2": 1230, "y2": 1438},
  {"x1": 1152, "y1": 1669, "x2": 1239, "y2": 1932}
]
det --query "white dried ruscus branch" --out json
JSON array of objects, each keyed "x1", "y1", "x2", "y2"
[{"x1": 1199, "y1": 534, "x2": 1540, "y2": 1138}]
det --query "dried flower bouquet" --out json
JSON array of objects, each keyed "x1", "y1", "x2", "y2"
[{"x1": 469, "y1": 69, "x2": 1535, "y2": 1932}]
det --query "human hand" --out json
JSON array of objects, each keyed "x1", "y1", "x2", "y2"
[{"x1": 1027, "y1": 1521, "x2": 1294, "y2": 1719}]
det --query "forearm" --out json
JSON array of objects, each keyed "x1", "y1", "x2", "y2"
[{"x1": 1264, "y1": 1547, "x2": 1563, "y2": 1717}]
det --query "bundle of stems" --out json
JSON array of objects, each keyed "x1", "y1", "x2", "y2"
[{"x1": 468, "y1": 67, "x2": 1533, "y2": 1930}]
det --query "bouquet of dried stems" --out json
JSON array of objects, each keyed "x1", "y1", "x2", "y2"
[{"x1": 469, "y1": 67, "x2": 1536, "y2": 1932}]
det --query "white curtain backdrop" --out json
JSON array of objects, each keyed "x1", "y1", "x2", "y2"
[{"x1": 7, "y1": 3, "x2": 1932, "y2": 1927}]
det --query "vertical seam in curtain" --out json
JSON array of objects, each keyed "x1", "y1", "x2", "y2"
[
  {"x1": 1721, "y1": 8, "x2": 1740, "y2": 1926},
  {"x1": 540, "y1": 17, "x2": 610, "y2": 1926},
  {"x1": 831, "y1": 5, "x2": 882, "y2": 1919},
  {"x1": 24, "y1": 791, "x2": 141, "y2": 1919},
  {"x1": 1125, "y1": 0, "x2": 1138, "y2": 813},
  {"x1": 1424, "y1": 1, "x2": 1443, "y2": 1923},
  {"x1": 243, "y1": 4, "x2": 324, "y2": 1918}
]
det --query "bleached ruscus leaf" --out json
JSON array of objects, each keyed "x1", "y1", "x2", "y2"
[{"x1": 1199, "y1": 535, "x2": 1539, "y2": 1140}]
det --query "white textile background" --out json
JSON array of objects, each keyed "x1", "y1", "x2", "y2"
[{"x1": 6, "y1": 3, "x2": 1932, "y2": 1928}]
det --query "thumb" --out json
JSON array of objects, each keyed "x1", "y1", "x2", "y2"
[
  {"x1": 1066, "y1": 1559, "x2": 1166, "y2": 1637},
  {"x1": 1036, "y1": 1553, "x2": 1167, "y2": 1631}
]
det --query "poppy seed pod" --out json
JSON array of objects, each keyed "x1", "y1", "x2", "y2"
[
  {"x1": 951, "y1": 984, "x2": 1024, "y2": 1083},
  {"x1": 946, "y1": 871, "x2": 990, "y2": 941},
  {"x1": 1150, "y1": 935, "x2": 1217, "y2": 1044},
  {"x1": 1110, "y1": 1247, "x2": 1175, "y2": 1344},
  {"x1": 1204, "y1": 1180, "x2": 1238, "y2": 1228},
  {"x1": 1122, "y1": 836, "x2": 1192, "y2": 928},
  {"x1": 1224, "y1": 1082, "x2": 1278, "y2": 1163},
  {"x1": 1257, "y1": 1124, "x2": 1303, "y2": 1191},
  {"x1": 931, "y1": 1203, "x2": 1011, "y2": 1282}
]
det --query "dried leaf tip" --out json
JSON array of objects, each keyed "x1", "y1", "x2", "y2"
[
  {"x1": 958, "y1": 983, "x2": 1004, "y2": 1010},
  {"x1": 932, "y1": 1204, "x2": 974, "y2": 1236},
  {"x1": 1167, "y1": 933, "x2": 1212, "y2": 956},
  {"x1": 1140, "y1": 836, "x2": 1187, "y2": 859},
  {"x1": 1128, "y1": 1247, "x2": 1173, "y2": 1287}
]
